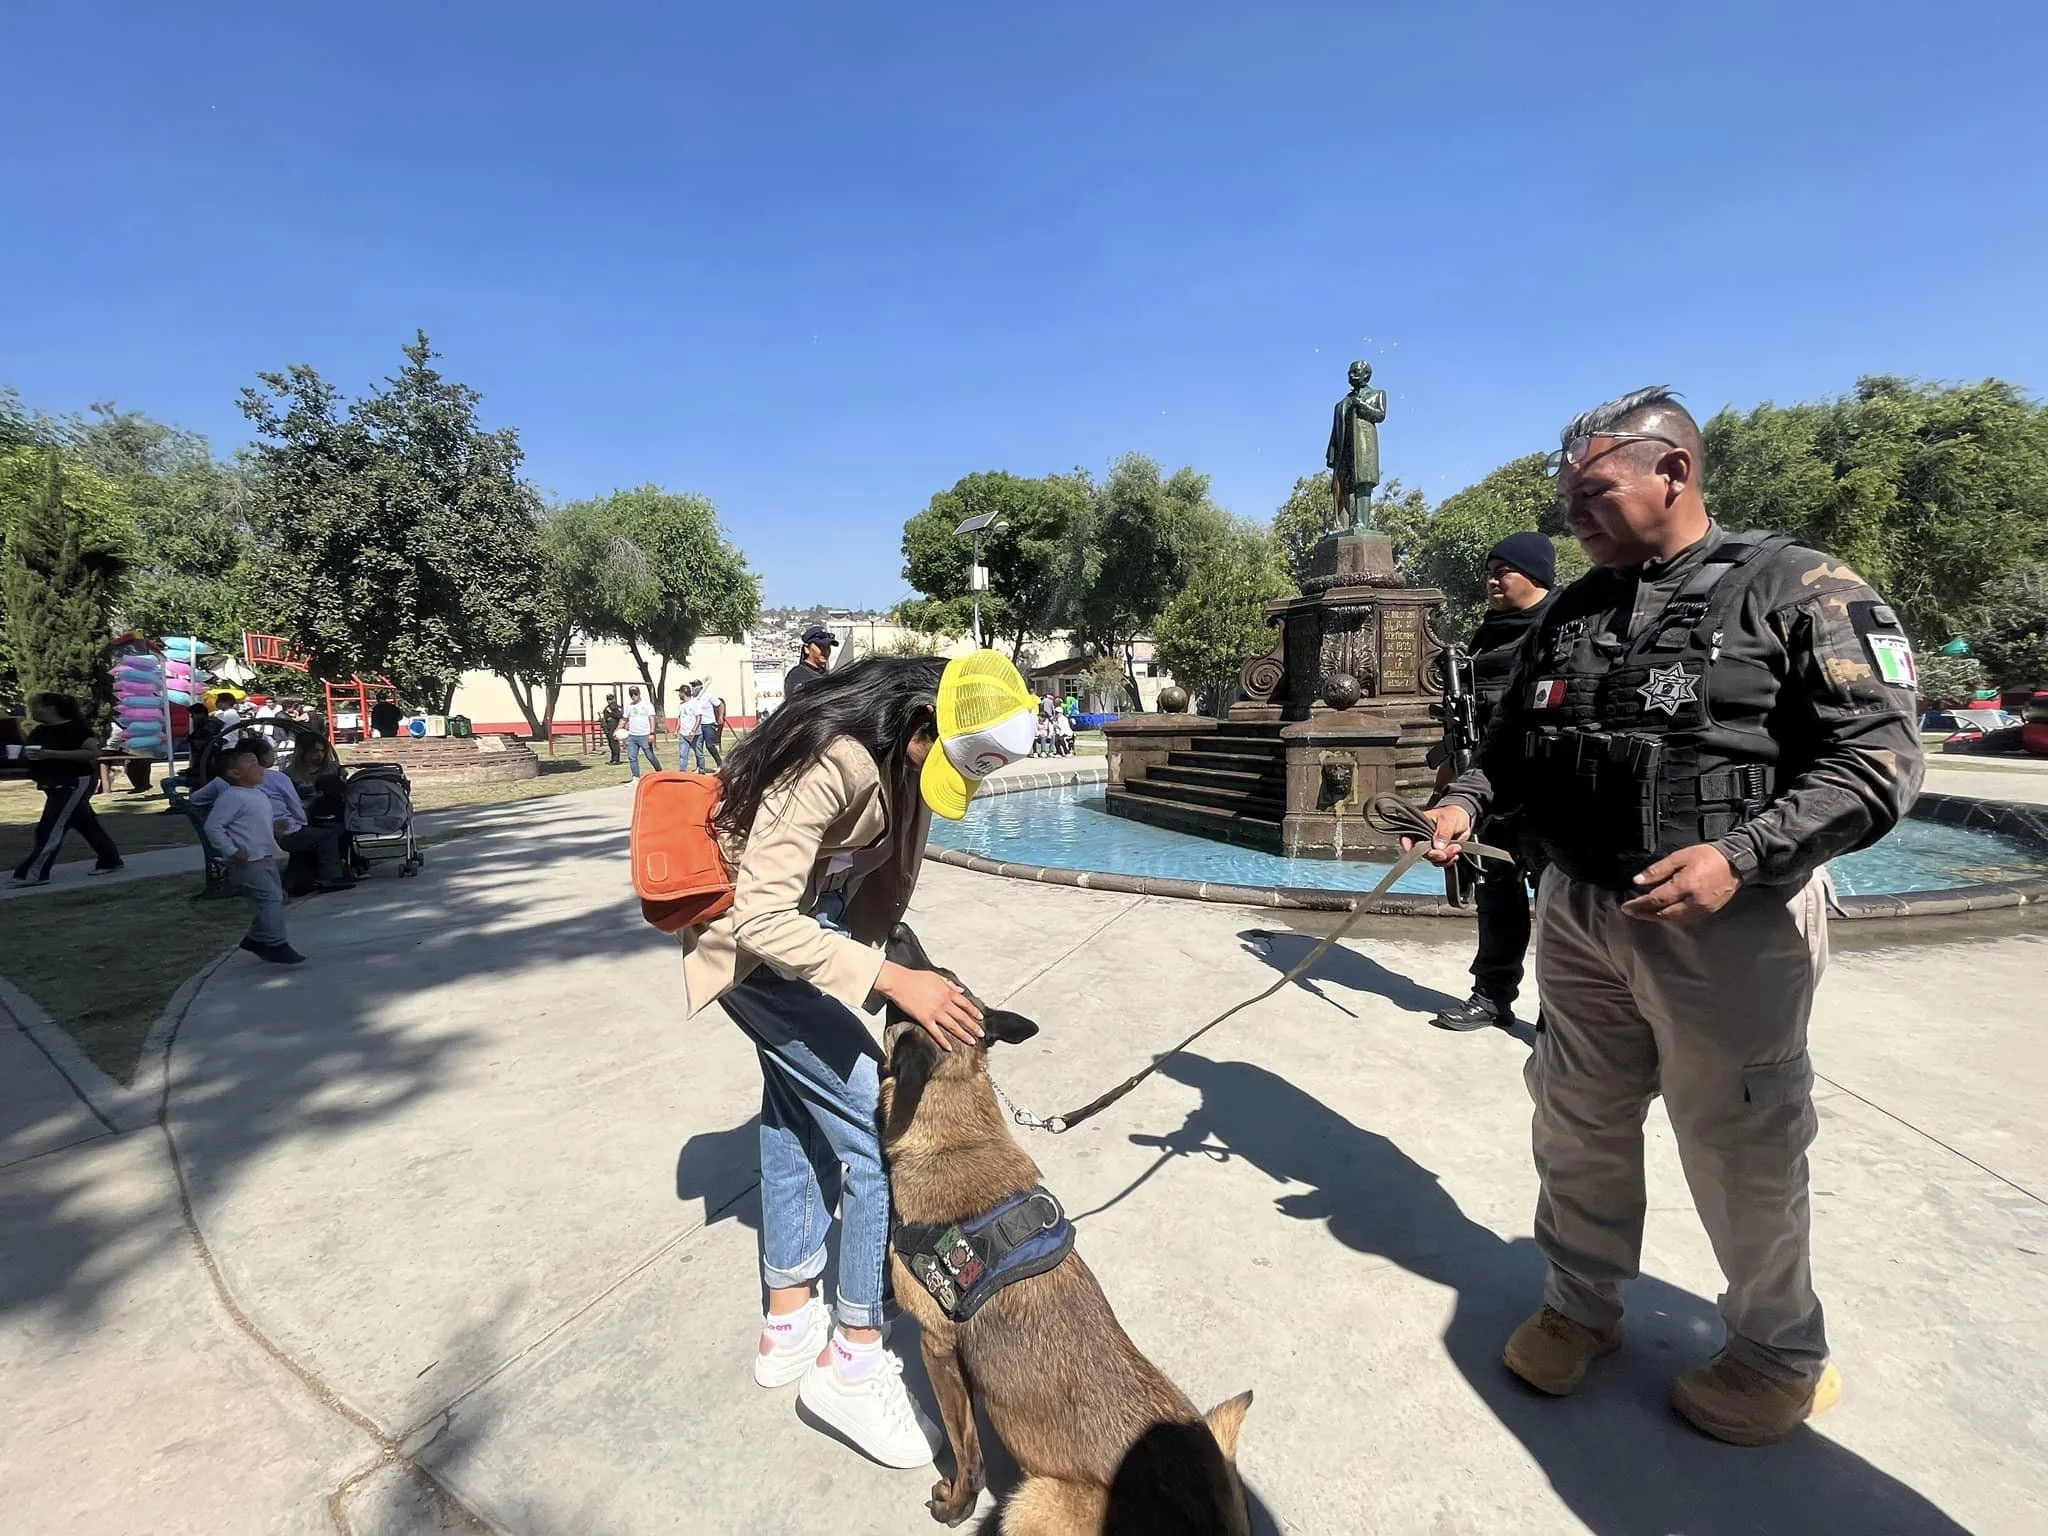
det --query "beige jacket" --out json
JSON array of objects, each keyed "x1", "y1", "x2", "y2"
[{"x1": 680, "y1": 736, "x2": 930, "y2": 1033}]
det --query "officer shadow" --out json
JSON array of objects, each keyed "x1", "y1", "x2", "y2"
[
  {"x1": 1239, "y1": 928, "x2": 1467, "y2": 1019},
  {"x1": 1135, "y1": 1054, "x2": 1969, "y2": 1535}
]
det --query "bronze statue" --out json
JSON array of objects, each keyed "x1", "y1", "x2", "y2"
[{"x1": 1325, "y1": 360, "x2": 1387, "y2": 533}]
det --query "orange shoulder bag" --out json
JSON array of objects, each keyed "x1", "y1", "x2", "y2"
[{"x1": 630, "y1": 771, "x2": 735, "y2": 933}]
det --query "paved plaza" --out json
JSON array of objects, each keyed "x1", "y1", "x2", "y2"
[{"x1": 4, "y1": 777, "x2": 2046, "y2": 1533}]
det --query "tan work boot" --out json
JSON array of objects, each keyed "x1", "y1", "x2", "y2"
[
  {"x1": 1670, "y1": 1354, "x2": 1842, "y2": 1446},
  {"x1": 1503, "y1": 1305, "x2": 1623, "y2": 1395}
]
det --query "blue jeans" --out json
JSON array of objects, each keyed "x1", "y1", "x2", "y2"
[
  {"x1": 691, "y1": 725, "x2": 723, "y2": 773},
  {"x1": 717, "y1": 897, "x2": 887, "y2": 1329},
  {"x1": 626, "y1": 735, "x2": 661, "y2": 777},
  {"x1": 233, "y1": 856, "x2": 288, "y2": 947}
]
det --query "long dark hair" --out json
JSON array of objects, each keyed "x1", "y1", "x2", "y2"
[{"x1": 715, "y1": 656, "x2": 943, "y2": 839}]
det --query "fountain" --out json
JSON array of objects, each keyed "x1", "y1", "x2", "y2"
[{"x1": 1105, "y1": 361, "x2": 1448, "y2": 857}]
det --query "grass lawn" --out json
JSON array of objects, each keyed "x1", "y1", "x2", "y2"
[
  {"x1": 0, "y1": 874, "x2": 247, "y2": 1085},
  {"x1": 410, "y1": 747, "x2": 640, "y2": 813},
  {"x1": 0, "y1": 776, "x2": 197, "y2": 871}
]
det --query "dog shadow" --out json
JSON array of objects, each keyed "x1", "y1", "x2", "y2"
[
  {"x1": 1129, "y1": 1053, "x2": 1967, "y2": 1535},
  {"x1": 1239, "y1": 928, "x2": 1467, "y2": 1019}
]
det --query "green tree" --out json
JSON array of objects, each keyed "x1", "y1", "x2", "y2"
[
  {"x1": 1912, "y1": 651, "x2": 1985, "y2": 707},
  {"x1": 1058, "y1": 453, "x2": 1228, "y2": 695},
  {"x1": 899, "y1": 470, "x2": 1090, "y2": 655},
  {"x1": 3, "y1": 452, "x2": 129, "y2": 717},
  {"x1": 0, "y1": 446, "x2": 136, "y2": 702},
  {"x1": 1704, "y1": 377, "x2": 2048, "y2": 642},
  {"x1": 72, "y1": 404, "x2": 263, "y2": 644},
  {"x1": 1153, "y1": 520, "x2": 1293, "y2": 709},
  {"x1": 1966, "y1": 563, "x2": 2048, "y2": 691},
  {"x1": 535, "y1": 486, "x2": 758, "y2": 722},
  {"x1": 238, "y1": 333, "x2": 559, "y2": 711}
]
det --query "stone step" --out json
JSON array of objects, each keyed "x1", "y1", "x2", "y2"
[
  {"x1": 1122, "y1": 777, "x2": 1287, "y2": 817},
  {"x1": 1147, "y1": 761, "x2": 1285, "y2": 792},
  {"x1": 1103, "y1": 787, "x2": 1284, "y2": 851},
  {"x1": 1184, "y1": 737, "x2": 1287, "y2": 762}
]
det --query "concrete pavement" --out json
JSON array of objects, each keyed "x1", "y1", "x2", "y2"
[{"x1": 3, "y1": 780, "x2": 2045, "y2": 1532}]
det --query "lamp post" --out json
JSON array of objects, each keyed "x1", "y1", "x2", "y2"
[{"x1": 953, "y1": 512, "x2": 1006, "y2": 650}]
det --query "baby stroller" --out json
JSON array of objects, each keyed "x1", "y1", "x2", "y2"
[{"x1": 344, "y1": 762, "x2": 425, "y2": 876}]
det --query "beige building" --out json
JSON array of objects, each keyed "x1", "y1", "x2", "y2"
[{"x1": 447, "y1": 626, "x2": 1174, "y2": 740}]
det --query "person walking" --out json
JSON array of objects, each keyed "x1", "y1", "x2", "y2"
[
  {"x1": 681, "y1": 652, "x2": 1037, "y2": 1468},
  {"x1": 599, "y1": 693, "x2": 624, "y2": 765},
  {"x1": 203, "y1": 743, "x2": 304, "y2": 965},
  {"x1": 623, "y1": 686, "x2": 661, "y2": 778},
  {"x1": 369, "y1": 692, "x2": 403, "y2": 738},
  {"x1": 694, "y1": 680, "x2": 726, "y2": 771},
  {"x1": 1432, "y1": 531, "x2": 1556, "y2": 1032},
  {"x1": 12, "y1": 693, "x2": 124, "y2": 884},
  {"x1": 1414, "y1": 387, "x2": 1924, "y2": 1445},
  {"x1": 782, "y1": 625, "x2": 839, "y2": 700}
]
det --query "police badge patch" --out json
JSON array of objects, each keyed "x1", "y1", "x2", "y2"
[{"x1": 1638, "y1": 664, "x2": 1700, "y2": 717}]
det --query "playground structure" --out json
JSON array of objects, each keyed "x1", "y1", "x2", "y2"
[{"x1": 242, "y1": 632, "x2": 399, "y2": 744}]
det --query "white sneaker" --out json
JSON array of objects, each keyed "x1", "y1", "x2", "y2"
[
  {"x1": 797, "y1": 1348, "x2": 943, "y2": 1468},
  {"x1": 754, "y1": 1299, "x2": 830, "y2": 1389}
]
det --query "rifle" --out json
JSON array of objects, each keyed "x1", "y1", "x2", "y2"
[{"x1": 1426, "y1": 644, "x2": 1481, "y2": 907}]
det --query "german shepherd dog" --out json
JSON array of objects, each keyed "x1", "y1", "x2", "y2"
[{"x1": 881, "y1": 926, "x2": 1253, "y2": 1534}]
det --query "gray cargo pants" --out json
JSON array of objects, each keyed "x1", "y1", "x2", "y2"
[{"x1": 1528, "y1": 866, "x2": 1831, "y2": 1386}]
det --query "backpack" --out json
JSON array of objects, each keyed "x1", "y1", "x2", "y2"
[{"x1": 630, "y1": 771, "x2": 735, "y2": 933}]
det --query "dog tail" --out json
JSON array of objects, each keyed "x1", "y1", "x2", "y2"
[{"x1": 1204, "y1": 1389, "x2": 1253, "y2": 1461}]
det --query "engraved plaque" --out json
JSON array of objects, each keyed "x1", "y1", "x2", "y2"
[{"x1": 1380, "y1": 604, "x2": 1422, "y2": 694}]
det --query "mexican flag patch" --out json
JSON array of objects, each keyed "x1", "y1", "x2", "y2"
[
  {"x1": 1866, "y1": 633, "x2": 1917, "y2": 688},
  {"x1": 1531, "y1": 678, "x2": 1566, "y2": 709}
]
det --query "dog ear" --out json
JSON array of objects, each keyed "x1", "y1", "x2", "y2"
[
  {"x1": 886, "y1": 923, "x2": 935, "y2": 972},
  {"x1": 1203, "y1": 1390, "x2": 1252, "y2": 1461},
  {"x1": 980, "y1": 1008, "x2": 1040, "y2": 1047},
  {"x1": 883, "y1": 1028, "x2": 938, "y2": 1142}
]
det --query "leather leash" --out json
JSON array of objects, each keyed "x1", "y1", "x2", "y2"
[{"x1": 992, "y1": 795, "x2": 1513, "y2": 1134}]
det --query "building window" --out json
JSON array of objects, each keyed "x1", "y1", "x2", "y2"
[{"x1": 564, "y1": 640, "x2": 588, "y2": 669}]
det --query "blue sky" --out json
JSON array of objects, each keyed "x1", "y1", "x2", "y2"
[{"x1": 5, "y1": 1, "x2": 2043, "y2": 608}]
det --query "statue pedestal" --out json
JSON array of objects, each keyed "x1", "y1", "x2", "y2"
[{"x1": 1231, "y1": 568, "x2": 1448, "y2": 856}]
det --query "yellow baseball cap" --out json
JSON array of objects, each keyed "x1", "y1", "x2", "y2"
[{"x1": 920, "y1": 651, "x2": 1038, "y2": 820}]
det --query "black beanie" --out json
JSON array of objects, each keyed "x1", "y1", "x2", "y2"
[{"x1": 1487, "y1": 531, "x2": 1556, "y2": 589}]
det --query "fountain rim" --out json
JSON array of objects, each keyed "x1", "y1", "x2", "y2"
[{"x1": 929, "y1": 766, "x2": 2048, "y2": 922}]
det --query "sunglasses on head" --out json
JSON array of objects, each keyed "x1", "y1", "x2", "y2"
[{"x1": 1544, "y1": 432, "x2": 1677, "y2": 477}]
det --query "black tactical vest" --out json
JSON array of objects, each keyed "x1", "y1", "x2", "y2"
[{"x1": 1519, "y1": 531, "x2": 1796, "y2": 888}]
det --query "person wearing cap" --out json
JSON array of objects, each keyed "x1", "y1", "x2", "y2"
[
  {"x1": 1431, "y1": 530, "x2": 1556, "y2": 1033},
  {"x1": 783, "y1": 625, "x2": 840, "y2": 700},
  {"x1": 678, "y1": 651, "x2": 1037, "y2": 1470}
]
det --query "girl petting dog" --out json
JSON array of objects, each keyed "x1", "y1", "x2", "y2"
[{"x1": 676, "y1": 652, "x2": 1039, "y2": 1468}]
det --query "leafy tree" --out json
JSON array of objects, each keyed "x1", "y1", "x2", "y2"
[
  {"x1": 1057, "y1": 453, "x2": 1228, "y2": 696},
  {"x1": 0, "y1": 446, "x2": 136, "y2": 702},
  {"x1": 1271, "y1": 473, "x2": 1327, "y2": 585},
  {"x1": 1912, "y1": 651, "x2": 1985, "y2": 707},
  {"x1": 71, "y1": 404, "x2": 263, "y2": 644},
  {"x1": 1966, "y1": 563, "x2": 2048, "y2": 691},
  {"x1": 3, "y1": 452, "x2": 129, "y2": 718},
  {"x1": 1153, "y1": 520, "x2": 1293, "y2": 709},
  {"x1": 899, "y1": 471, "x2": 1090, "y2": 655},
  {"x1": 580, "y1": 485, "x2": 759, "y2": 715},
  {"x1": 1704, "y1": 377, "x2": 2048, "y2": 642},
  {"x1": 237, "y1": 333, "x2": 558, "y2": 711}
]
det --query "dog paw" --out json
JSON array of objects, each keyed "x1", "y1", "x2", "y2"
[{"x1": 927, "y1": 1479, "x2": 977, "y2": 1526}]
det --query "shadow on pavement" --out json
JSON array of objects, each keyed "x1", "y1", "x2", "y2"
[
  {"x1": 0, "y1": 809, "x2": 652, "y2": 1341},
  {"x1": 1239, "y1": 928, "x2": 1466, "y2": 1018},
  {"x1": 1134, "y1": 1053, "x2": 1967, "y2": 1535}
]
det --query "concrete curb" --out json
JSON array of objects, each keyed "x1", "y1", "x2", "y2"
[{"x1": 928, "y1": 778, "x2": 2048, "y2": 921}]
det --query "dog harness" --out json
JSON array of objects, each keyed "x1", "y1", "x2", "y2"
[{"x1": 892, "y1": 1186, "x2": 1076, "y2": 1323}]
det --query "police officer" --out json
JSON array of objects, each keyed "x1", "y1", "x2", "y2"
[
  {"x1": 784, "y1": 625, "x2": 839, "y2": 700},
  {"x1": 1415, "y1": 387, "x2": 1924, "y2": 1445},
  {"x1": 1432, "y1": 531, "x2": 1556, "y2": 1033}
]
